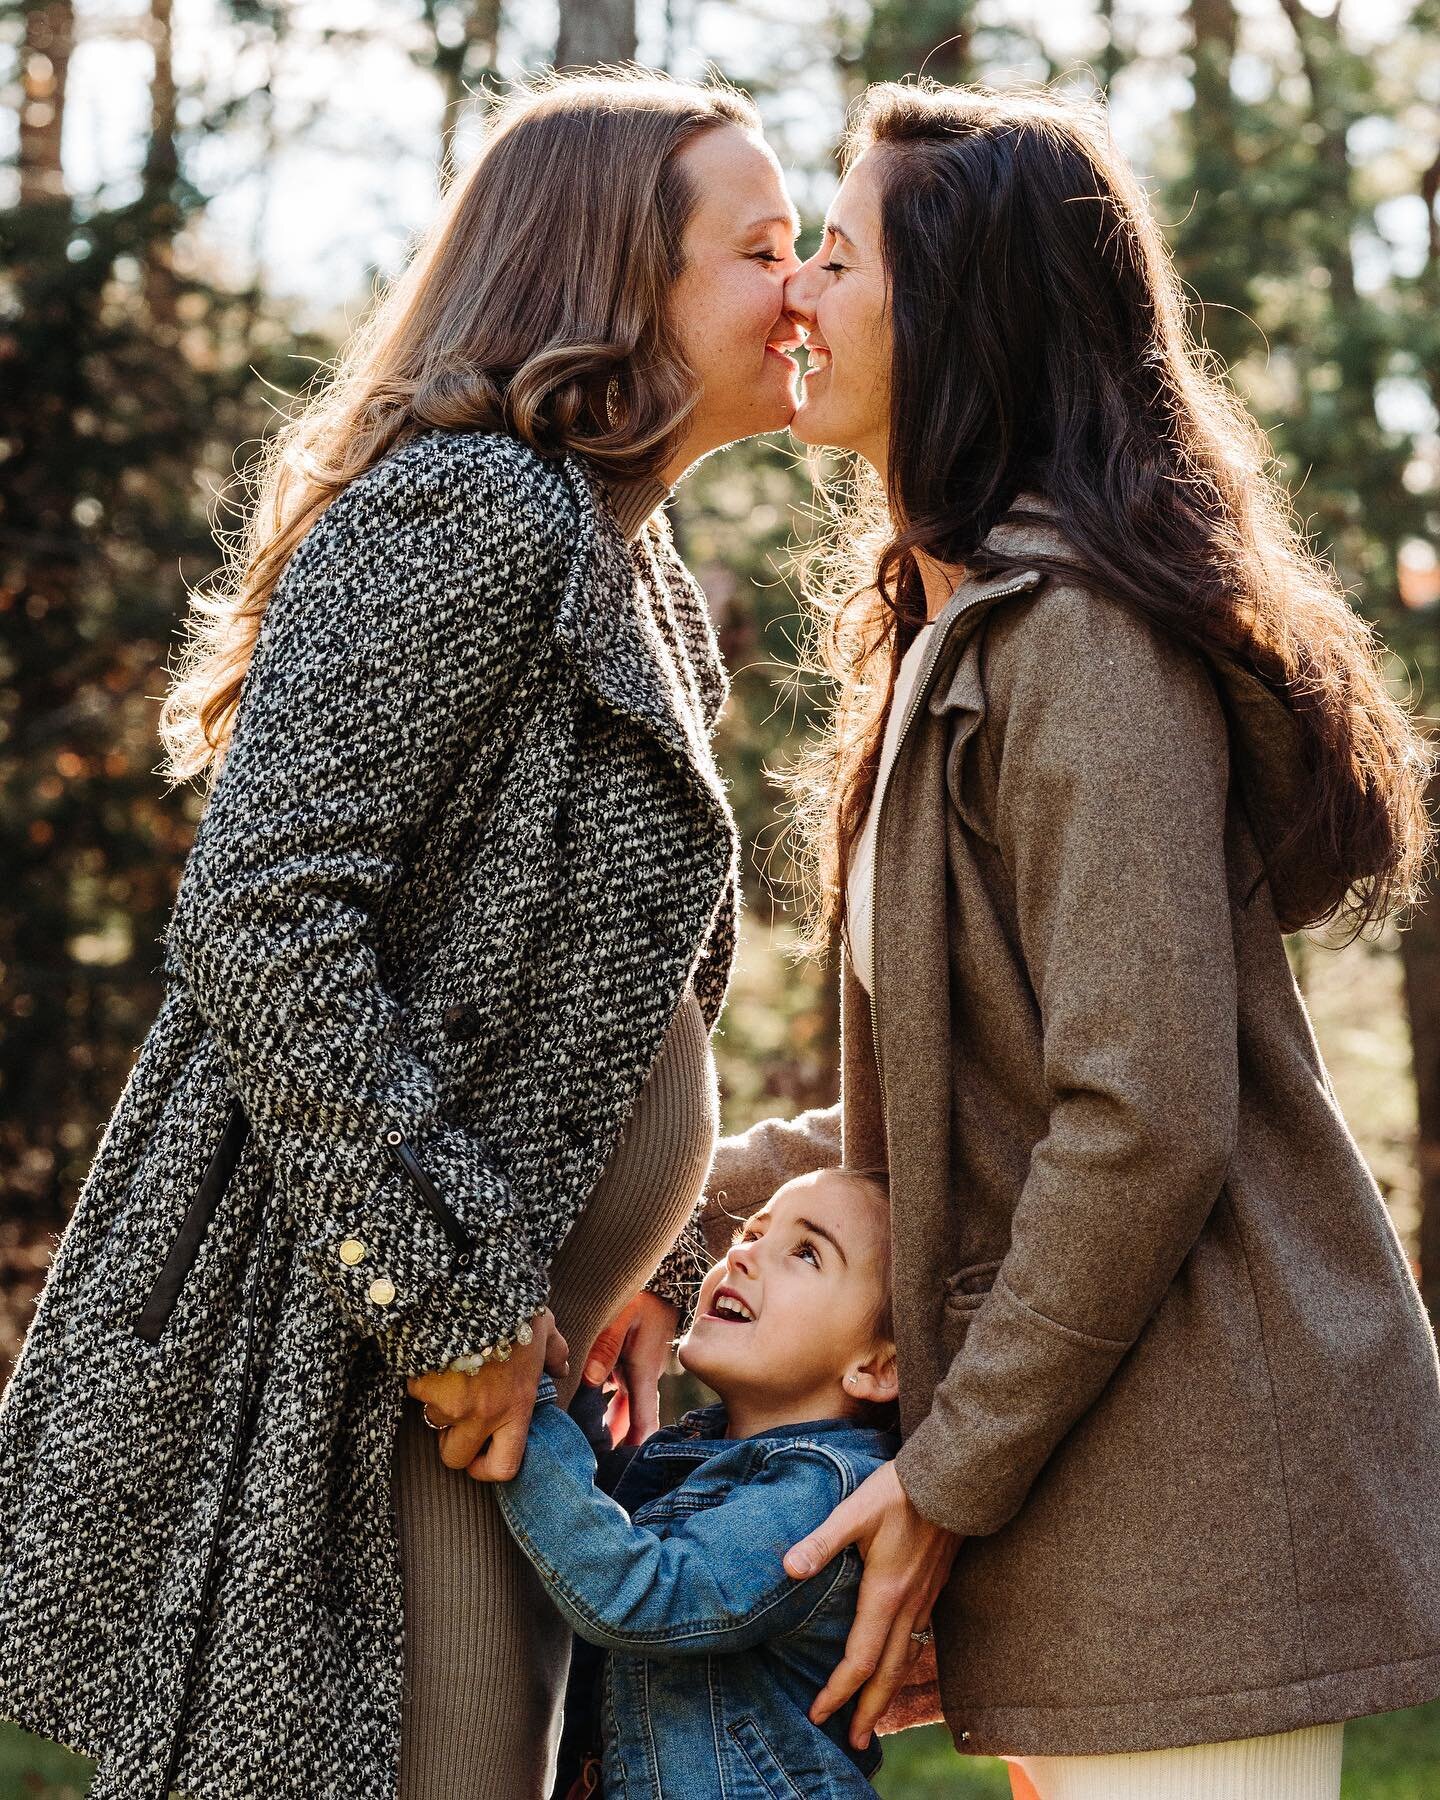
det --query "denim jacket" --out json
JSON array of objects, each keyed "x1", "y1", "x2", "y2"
[{"x1": 496, "y1": 1377, "x2": 900, "y2": 1798}]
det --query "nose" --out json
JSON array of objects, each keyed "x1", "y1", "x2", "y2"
[
  {"x1": 727, "y1": 1237, "x2": 758, "y2": 1280},
  {"x1": 783, "y1": 252, "x2": 823, "y2": 327}
]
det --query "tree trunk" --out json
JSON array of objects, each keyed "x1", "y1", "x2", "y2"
[
  {"x1": 18, "y1": 0, "x2": 74, "y2": 205},
  {"x1": 428, "y1": 0, "x2": 502, "y2": 186},
  {"x1": 142, "y1": 0, "x2": 180, "y2": 333},
  {"x1": 1399, "y1": 764, "x2": 1440, "y2": 1325},
  {"x1": 555, "y1": 0, "x2": 636, "y2": 68},
  {"x1": 857, "y1": 1, "x2": 974, "y2": 91},
  {"x1": 1190, "y1": 0, "x2": 1238, "y2": 165}
]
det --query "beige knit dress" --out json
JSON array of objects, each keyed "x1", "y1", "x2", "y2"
[{"x1": 390, "y1": 475, "x2": 721, "y2": 1800}]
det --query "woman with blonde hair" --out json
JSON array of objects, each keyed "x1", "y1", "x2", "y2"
[
  {"x1": 707, "y1": 80, "x2": 1440, "y2": 1799},
  {"x1": 0, "y1": 70, "x2": 803, "y2": 1800}
]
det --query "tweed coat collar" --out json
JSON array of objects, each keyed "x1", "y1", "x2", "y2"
[{"x1": 555, "y1": 453, "x2": 728, "y2": 782}]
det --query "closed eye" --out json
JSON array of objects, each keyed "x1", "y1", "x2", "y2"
[{"x1": 820, "y1": 260, "x2": 847, "y2": 274}]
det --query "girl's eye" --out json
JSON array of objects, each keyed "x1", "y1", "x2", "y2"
[{"x1": 794, "y1": 1239, "x2": 821, "y2": 1267}]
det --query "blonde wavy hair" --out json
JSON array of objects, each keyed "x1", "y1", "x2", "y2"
[{"x1": 160, "y1": 67, "x2": 759, "y2": 785}]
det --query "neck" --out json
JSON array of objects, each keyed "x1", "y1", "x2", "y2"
[
  {"x1": 913, "y1": 546, "x2": 966, "y2": 621},
  {"x1": 878, "y1": 461, "x2": 963, "y2": 620},
  {"x1": 719, "y1": 1385, "x2": 852, "y2": 1441}
]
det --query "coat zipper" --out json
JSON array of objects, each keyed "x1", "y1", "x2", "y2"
[
  {"x1": 867, "y1": 575, "x2": 1039, "y2": 1088},
  {"x1": 384, "y1": 1128, "x2": 475, "y2": 1268}
]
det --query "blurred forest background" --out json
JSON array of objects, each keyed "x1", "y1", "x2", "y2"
[{"x1": 2, "y1": 0, "x2": 1440, "y2": 1793}]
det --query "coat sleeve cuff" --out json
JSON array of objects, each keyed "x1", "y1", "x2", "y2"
[
  {"x1": 643, "y1": 1207, "x2": 709, "y2": 1324},
  {"x1": 891, "y1": 1275, "x2": 1127, "y2": 1538},
  {"x1": 292, "y1": 1117, "x2": 550, "y2": 1379}
]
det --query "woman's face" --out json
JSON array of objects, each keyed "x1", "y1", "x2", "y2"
[
  {"x1": 664, "y1": 126, "x2": 804, "y2": 475},
  {"x1": 785, "y1": 150, "x2": 892, "y2": 473}
]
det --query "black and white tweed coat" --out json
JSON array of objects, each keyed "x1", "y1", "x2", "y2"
[{"x1": 0, "y1": 429, "x2": 741, "y2": 1799}]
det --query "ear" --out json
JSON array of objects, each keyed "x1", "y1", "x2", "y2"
[{"x1": 845, "y1": 1338, "x2": 898, "y2": 1407}]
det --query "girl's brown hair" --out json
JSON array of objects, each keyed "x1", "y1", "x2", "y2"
[
  {"x1": 791, "y1": 81, "x2": 1432, "y2": 944},
  {"x1": 160, "y1": 68, "x2": 758, "y2": 784}
]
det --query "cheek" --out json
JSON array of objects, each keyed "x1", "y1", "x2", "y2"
[
  {"x1": 716, "y1": 266, "x2": 784, "y2": 352},
  {"x1": 832, "y1": 290, "x2": 886, "y2": 395}
]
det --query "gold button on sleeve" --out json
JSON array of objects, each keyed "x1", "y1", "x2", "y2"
[
  {"x1": 338, "y1": 1238, "x2": 367, "y2": 1266},
  {"x1": 367, "y1": 1277, "x2": 397, "y2": 1307}
]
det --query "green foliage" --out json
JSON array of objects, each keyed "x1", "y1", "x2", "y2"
[
  {"x1": 1161, "y1": 0, "x2": 1440, "y2": 689},
  {"x1": 0, "y1": 183, "x2": 329, "y2": 1227}
]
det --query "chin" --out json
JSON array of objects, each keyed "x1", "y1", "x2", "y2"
[
  {"x1": 788, "y1": 401, "x2": 845, "y2": 451},
  {"x1": 753, "y1": 386, "x2": 799, "y2": 436},
  {"x1": 676, "y1": 1337, "x2": 732, "y2": 1392}
]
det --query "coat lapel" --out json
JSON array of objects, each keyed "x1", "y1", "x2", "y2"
[{"x1": 555, "y1": 454, "x2": 697, "y2": 772}]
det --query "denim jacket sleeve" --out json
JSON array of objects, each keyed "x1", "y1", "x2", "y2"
[{"x1": 495, "y1": 1388, "x2": 854, "y2": 1657}]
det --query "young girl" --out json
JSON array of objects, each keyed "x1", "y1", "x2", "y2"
[{"x1": 479, "y1": 1166, "x2": 902, "y2": 1797}]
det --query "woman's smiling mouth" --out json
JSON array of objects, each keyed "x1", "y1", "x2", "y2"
[{"x1": 765, "y1": 333, "x2": 804, "y2": 369}]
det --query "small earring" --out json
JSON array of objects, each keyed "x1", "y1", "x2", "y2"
[{"x1": 605, "y1": 375, "x2": 622, "y2": 429}]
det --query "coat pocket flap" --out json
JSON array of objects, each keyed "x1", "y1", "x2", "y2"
[{"x1": 943, "y1": 1257, "x2": 1003, "y2": 1307}]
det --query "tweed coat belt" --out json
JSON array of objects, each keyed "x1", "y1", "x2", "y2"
[{"x1": 0, "y1": 428, "x2": 741, "y2": 1799}]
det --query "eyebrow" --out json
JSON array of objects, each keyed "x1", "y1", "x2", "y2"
[
  {"x1": 823, "y1": 218, "x2": 857, "y2": 250},
  {"x1": 797, "y1": 1216, "x2": 849, "y2": 1268},
  {"x1": 744, "y1": 211, "x2": 801, "y2": 237}
]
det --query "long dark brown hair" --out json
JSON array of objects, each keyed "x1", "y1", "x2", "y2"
[
  {"x1": 160, "y1": 68, "x2": 757, "y2": 784},
  {"x1": 792, "y1": 81, "x2": 1432, "y2": 942}
]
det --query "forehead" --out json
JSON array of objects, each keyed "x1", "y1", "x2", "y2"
[
  {"x1": 830, "y1": 150, "x2": 884, "y2": 240},
  {"x1": 764, "y1": 1171, "x2": 885, "y2": 1241},
  {"x1": 679, "y1": 124, "x2": 797, "y2": 229}
]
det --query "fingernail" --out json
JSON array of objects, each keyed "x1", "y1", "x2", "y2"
[
  {"x1": 787, "y1": 1551, "x2": 814, "y2": 1577},
  {"x1": 583, "y1": 1360, "x2": 605, "y2": 1385}
]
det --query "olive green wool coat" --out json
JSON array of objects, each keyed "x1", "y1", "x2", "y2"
[{"x1": 704, "y1": 512, "x2": 1440, "y2": 1758}]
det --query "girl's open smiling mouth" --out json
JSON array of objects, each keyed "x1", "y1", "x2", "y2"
[{"x1": 705, "y1": 1285, "x2": 757, "y2": 1323}]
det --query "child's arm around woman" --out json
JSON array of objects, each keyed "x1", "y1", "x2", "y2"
[{"x1": 496, "y1": 1374, "x2": 872, "y2": 1655}]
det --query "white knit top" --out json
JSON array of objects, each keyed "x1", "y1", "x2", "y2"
[{"x1": 846, "y1": 620, "x2": 938, "y2": 996}]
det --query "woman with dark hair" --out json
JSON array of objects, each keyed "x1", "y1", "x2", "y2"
[
  {"x1": 0, "y1": 70, "x2": 805, "y2": 1800},
  {"x1": 703, "y1": 81, "x2": 1440, "y2": 1798}
]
